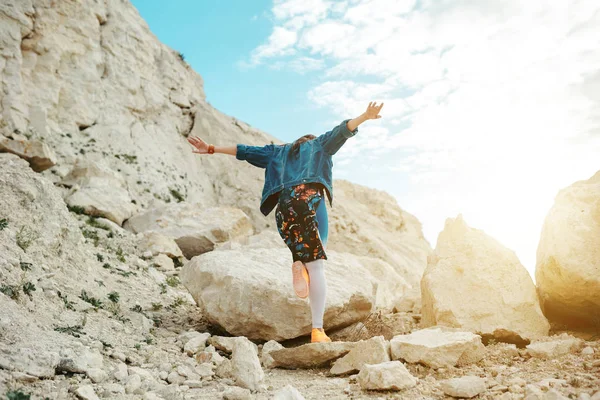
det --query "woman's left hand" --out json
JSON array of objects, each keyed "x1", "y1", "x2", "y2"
[
  {"x1": 364, "y1": 102, "x2": 384, "y2": 119},
  {"x1": 187, "y1": 135, "x2": 209, "y2": 154}
]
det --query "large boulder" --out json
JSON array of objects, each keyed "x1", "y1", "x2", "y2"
[
  {"x1": 61, "y1": 159, "x2": 137, "y2": 225},
  {"x1": 536, "y1": 171, "x2": 600, "y2": 328},
  {"x1": 124, "y1": 204, "x2": 253, "y2": 258},
  {"x1": 180, "y1": 248, "x2": 376, "y2": 341},
  {"x1": 421, "y1": 215, "x2": 549, "y2": 344}
]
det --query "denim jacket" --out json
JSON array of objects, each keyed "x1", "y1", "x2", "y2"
[{"x1": 236, "y1": 119, "x2": 358, "y2": 216}]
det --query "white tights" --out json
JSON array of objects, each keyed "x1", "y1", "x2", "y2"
[{"x1": 304, "y1": 259, "x2": 327, "y2": 329}]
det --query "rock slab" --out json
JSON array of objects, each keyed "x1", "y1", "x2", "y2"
[
  {"x1": 357, "y1": 361, "x2": 418, "y2": 391},
  {"x1": 390, "y1": 327, "x2": 485, "y2": 368}
]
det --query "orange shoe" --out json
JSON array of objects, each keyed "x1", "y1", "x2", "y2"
[
  {"x1": 311, "y1": 328, "x2": 331, "y2": 343},
  {"x1": 292, "y1": 260, "x2": 310, "y2": 298}
]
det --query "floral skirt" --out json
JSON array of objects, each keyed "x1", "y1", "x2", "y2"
[{"x1": 275, "y1": 182, "x2": 328, "y2": 263}]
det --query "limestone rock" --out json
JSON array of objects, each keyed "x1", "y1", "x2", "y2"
[
  {"x1": 260, "y1": 340, "x2": 284, "y2": 369},
  {"x1": 230, "y1": 337, "x2": 264, "y2": 391},
  {"x1": 269, "y1": 342, "x2": 356, "y2": 369},
  {"x1": 357, "y1": 361, "x2": 418, "y2": 391},
  {"x1": 0, "y1": 137, "x2": 57, "y2": 172},
  {"x1": 330, "y1": 336, "x2": 390, "y2": 375},
  {"x1": 181, "y1": 248, "x2": 376, "y2": 341},
  {"x1": 124, "y1": 204, "x2": 253, "y2": 258},
  {"x1": 222, "y1": 386, "x2": 251, "y2": 400},
  {"x1": 390, "y1": 327, "x2": 485, "y2": 369},
  {"x1": 137, "y1": 231, "x2": 183, "y2": 258},
  {"x1": 86, "y1": 368, "x2": 108, "y2": 383},
  {"x1": 74, "y1": 385, "x2": 100, "y2": 400},
  {"x1": 440, "y1": 376, "x2": 486, "y2": 398},
  {"x1": 62, "y1": 159, "x2": 137, "y2": 225},
  {"x1": 274, "y1": 385, "x2": 306, "y2": 400},
  {"x1": 526, "y1": 333, "x2": 584, "y2": 359},
  {"x1": 153, "y1": 253, "x2": 175, "y2": 271},
  {"x1": 421, "y1": 215, "x2": 550, "y2": 343},
  {"x1": 207, "y1": 336, "x2": 259, "y2": 354},
  {"x1": 536, "y1": 171, "x2": 600, "y2": 328},
  {"x1": 183, "y1": 332, "x2": 211, "y2": 355}
]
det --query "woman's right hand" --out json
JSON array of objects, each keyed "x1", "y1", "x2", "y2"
[{"x1": 187, "y1": 135, "x2": 209, "y2": 154}]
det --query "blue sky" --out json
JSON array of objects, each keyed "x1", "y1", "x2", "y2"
[
  {"x1": 131, "y1": 0, "x2": 333, "y2": 144},
  {"x1": 130, "y1": 0, "x2": 600, "y2": 278}
]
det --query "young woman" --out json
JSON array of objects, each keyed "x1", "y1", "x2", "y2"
[{"x1": 187, "y1": 102, "x2": 384, "y2": 343}]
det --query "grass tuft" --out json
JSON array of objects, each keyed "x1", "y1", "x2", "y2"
[
  {"x1": 79, "y1": 290, "x2": 103, "y2": 309},
  {"x1": 166, "y1": 276, "x2": 179, "y2": 287}
]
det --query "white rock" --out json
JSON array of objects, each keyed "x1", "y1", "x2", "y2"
[
  {"x1": 74, "y1": 385, "x2": 100, "y2": 400},
  {"x1": 269, "y1": 342, "x2": 356, "y2": 369},
  {"x1": 63, "y1": 159, "x2": 137, "y2": 225},
  {"x1": 273, "y1": 384, "x2": 306, "y2": 400},
  {"x1": 181, "y1": 248, "x2": 376, "y2": 341},
  {"x1": 390, "y1": 327, "x2": 485, "y2": 368},
  {"x1": 581, "y1": 347, "x2": 594, "y2": 355},
  {"x1": 86, "y1": 368, "x2": 108, "y2": 383},
  {"x1": 153, "y1": 253, "x2": 174, "y2": 271},
  {"x1": 536, "y1": 170, "x2": 600, "y2": 328},
  {"x1": 183, "y1": 332, "x2": 211, "y2": 355},
  {"x1": 137, "y1": 231, "x2": 183, "y2": 258},
  {"x1": 330, "y1": 336, "x2": 390, "y2": 375},
  {"x1": 167, "y1": 370, "x2": 184, "y2": 384},
  {"x1": 440, "y1": 376, "x2": 487, "y2": 398},
  {"x1": 230, "y1": 337, "x2": 264, "y2": 390},
  {"x1": 176, "y1": 364, "x2": 195, "y2": 378},
  {"x1": 222, "y1": 386, "x2": 251, "y2": 400},
  {"x1": 194, "y1": 363, "x2": 214, "y2": 377},
  {"x1": 421, "y1": 215, "x2": 550, "y2": 343},
  {"x1": 526, "y1": 333, "x2": 584, "y2": 359},
  {"x1": 125, "y1": 374, "x2": 142, "y2": 394},
  {"x1": 158, "y1": 371, "x2": 168, "y2": 381},
  {"x1": 183, "y1": 379, "x2": 203, "y2": 388},
  {"x1": 124, "y1": 205, "x2": 253, "y2": 258},
  {"x1": 357, "y1": 361, "x2": 418, "y2": 391},
  {"x1": 260, "y1": 340, "x2": 284, "y2": 369},
  {"x1": 215, "y1": 358, "x2": 233, "y2": 379},
  {"x1": 207, "y1": 336, "x2": 258, "y2": 354}
]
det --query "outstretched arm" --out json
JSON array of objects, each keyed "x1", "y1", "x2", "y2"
[
  {"x1": 187, "y1": 136, "x2": 273, "y2": 168},
  {"x1": 187, "y1": 136, "x2": 237, "y2": 156},
  {"x1": 316, "y1": 101, "x2": 384, "y2": 155}
]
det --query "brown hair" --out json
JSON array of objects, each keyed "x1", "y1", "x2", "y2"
[{"x1": 289, "y1": 134, "x2": 316, "y2": 158}]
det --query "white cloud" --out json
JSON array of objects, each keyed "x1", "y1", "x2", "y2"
[
  {"x1": 250, "y1": 0, "x2": 600, "y2": 278},
  {"x1": 249, "y1": 27, "x2": 298, "y2": 65}
]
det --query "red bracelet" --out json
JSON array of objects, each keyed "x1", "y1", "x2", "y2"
[{"x1": 208, "y1": 144, "x2": 215, "y2": 154}]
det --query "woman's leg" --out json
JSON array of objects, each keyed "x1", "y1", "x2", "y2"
[
  {"x1": 306, "y1": 196, "x2": 328, "y2": 329},
  {"x1": 304, "y1": 258, "x2": 326, "y2": 329}
]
